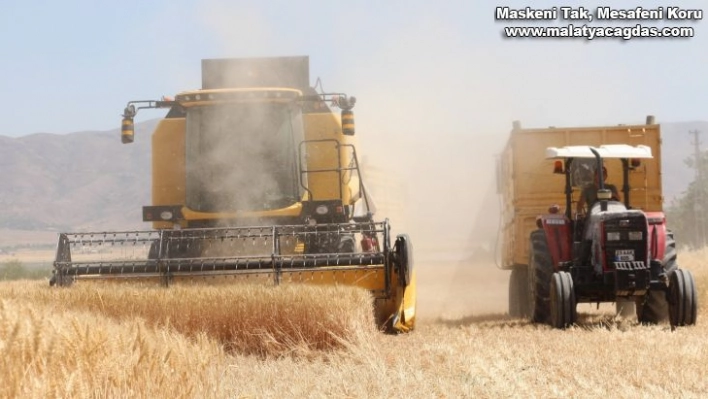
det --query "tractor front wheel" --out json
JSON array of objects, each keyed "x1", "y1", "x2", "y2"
[
  {"x1": 529, "y1": 230, "x2": 553, "y2": 324},
  {"x1": 550, "y1": 271, "x2": 577, "y2": 329},
  {"x1": 668, "y1": 269, "x2": 698, "y2": 328}
]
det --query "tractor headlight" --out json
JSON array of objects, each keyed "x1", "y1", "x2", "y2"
[
  {"x1": 315, "y1": 205, "x2": 329, "y2": 215},
  {"x1": 607, "y1": 232, "x2": 621, "y2": 241},
  {"x1": 160, "y1": 211, "x2": 174, "y2": 220},
  {"x1": 628, "y1": 231, "x2": 643, "y2": 240}
]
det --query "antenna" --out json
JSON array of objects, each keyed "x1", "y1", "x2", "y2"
[{"x1": 690, "y1": 129, "x2": 705, "y2": 247}]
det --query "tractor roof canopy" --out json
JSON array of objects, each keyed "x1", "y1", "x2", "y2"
[{"x1": 545, "y1": 144, "x2": 653, "y2": 160}]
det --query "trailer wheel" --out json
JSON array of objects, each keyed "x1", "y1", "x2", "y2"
[
  {"x1": 529, "y1": 230, "x2": 553, "y2": 324},
  {"x1": 550, "y1": 271, "x2": 576, "y2": 329},
  {"x1": 668, "y1": 269, "x2": 698, "y2": 328},
  {"x1": 636, "y1": 231, "x2": 678, "y2": 324},
  {"x1": 508, "y1": 266, "x2": 530, "y2": 318}
]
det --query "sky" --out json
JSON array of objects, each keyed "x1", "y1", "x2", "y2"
[
  {"x1": 0, "y1": 0, "x2": 704, "y2": 137},
  {"x1": 1, "y1": 0, "x2": 705, "y2": 252}
]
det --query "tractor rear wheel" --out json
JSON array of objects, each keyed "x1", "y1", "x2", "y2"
[
  {"x1": 508, "y1": 266, "x2": 530, "y2": 318},
  {"x1": 550, "y1": 271, "x2": 577, "y2": 328},
  {"x1": 668, "y1": 269, "x2": 698, "y2": 327},
  {"x1": 529, "y1": 230, "x2": 553, "y2": 324},
  {"x1": 636, "y1": 231, "x2": 678, "y2": 324}
]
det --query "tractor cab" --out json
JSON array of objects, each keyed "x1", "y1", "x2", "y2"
[{"x1": 547, "y1": 145, "x2": 653, "y2": 244}]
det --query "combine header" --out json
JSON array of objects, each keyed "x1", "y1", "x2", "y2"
[{"x1": 51, "y1": 56, "x2": 416, "y2": 333}]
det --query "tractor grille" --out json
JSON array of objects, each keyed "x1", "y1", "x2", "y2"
[{"x1": 603, "y1": 215, "x2": 648, "y2": 271}]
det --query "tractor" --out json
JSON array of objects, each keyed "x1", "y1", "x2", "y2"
[
  {"x1": 523, "y1": 145, "x2": 697, "y2": 328},
  {"x1": 499, "y1": 117, "x2": 697, "y2": 329}
]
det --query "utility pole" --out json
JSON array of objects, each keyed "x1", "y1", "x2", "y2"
[{"x1": 690, "y1": 130, "x2": 705, "y2": 247}]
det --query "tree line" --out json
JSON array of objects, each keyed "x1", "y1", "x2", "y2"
[{"x1": 665, "y1": 151, "x2": 708, "y2": 249}]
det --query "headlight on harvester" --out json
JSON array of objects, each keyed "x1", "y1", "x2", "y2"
[
  {"x1": 628, "y1": 231, "x2": 643, "y2": 240},
  {"x1": 160, "y1": 211, "x2": 174, "y2": 221},
  {"x1": 607, "y1": 232, "x2": 620, "y2": 241},
  {"x1": 315, "y1": 205, "x2": 329, "y2": 215}
]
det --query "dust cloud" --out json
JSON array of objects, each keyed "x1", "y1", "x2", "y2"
[{"x1": 185, "y1": 102, "x2": 300, "y2": 215}]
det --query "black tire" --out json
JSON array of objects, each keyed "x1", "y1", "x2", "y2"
[
  {"x1": 529, "y1": 230, "x2": 553, "y2": 324},
  {"x1": 508, "y1": 266, "x2": 531, "y2": 318},
  {"x1": 394, "y1": 234, "x2": 413, "y2": 287},
  {"x1": 636, "y1": 230, "x2": 679, "y2": 324},
  {"x1": 668, "y1": 269, "x2": 698, "y2": 327},
  {"x1": 550, "y1": 271, "x2": 577, "y2": 329}
]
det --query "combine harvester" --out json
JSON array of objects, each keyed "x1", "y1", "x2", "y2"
[
  {"x1": 50, "y1": 56, "x2": 416, "y2": 333},
  {"x1": 498, "y1": 116, "x2": 698, "y2": 329}
]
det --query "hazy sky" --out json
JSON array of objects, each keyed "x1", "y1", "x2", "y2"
[
  {"x1": 0, "y1": 0, "x2": 704, "y2": 137},
  {"x1": 1, "y1": 1, "x2": 705, "y2": 253}
]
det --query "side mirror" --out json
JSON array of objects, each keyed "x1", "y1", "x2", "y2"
[
  {"x1": 121, "y1": 104, "x2": 136, "y2": 144},
  {"x1": 121, "y1": 116, "x2": 134, "y2": 144},
  {"x1": 341, "y1": 109, "x2": 355, "y2": 136}
]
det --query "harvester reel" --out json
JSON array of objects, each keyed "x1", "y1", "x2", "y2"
[
  {"x1": 304, "y1": 231, "x2": 356, "y2": 254},
  {"x1": 668, "y1": 269, "x2": 698, "y2": 328},
  {"x1": 394, "y1": 234, "x2": 413, "y2": 287}
]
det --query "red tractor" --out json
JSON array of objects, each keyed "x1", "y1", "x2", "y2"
[{"x1": 522, "y1": 145, "x2": 697, "y2": 329}]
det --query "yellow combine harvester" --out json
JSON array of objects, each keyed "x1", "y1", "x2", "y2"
[{"x1": 50, "y1": 56, "x2": 416, "y2": 333}]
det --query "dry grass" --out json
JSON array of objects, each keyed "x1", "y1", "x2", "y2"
[{"x1": 0, "y1": 249, "x2": 707, "y2": 398}]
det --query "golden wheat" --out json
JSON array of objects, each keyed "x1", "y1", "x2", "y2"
[
  {"x1": 0, "y1": 298, "x2": 232, "y2": 398},
  {"x1": 0, "y1": 281, "x2": 376, "y2": 357},
  {"x1": 0, "y1": 249, "x2": 706, "y2": 398}
]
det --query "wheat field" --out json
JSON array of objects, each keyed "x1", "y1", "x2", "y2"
[{"x1": 1, "y1": 249, "x2": 707, "y2": 398}]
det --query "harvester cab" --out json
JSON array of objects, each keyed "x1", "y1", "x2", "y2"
[
  {"x1": 51, "y1": 56, "x2": 416, "y2": 333},
  {"x1": 530, "y1": 144, "x2": 698, "y2": 329}
]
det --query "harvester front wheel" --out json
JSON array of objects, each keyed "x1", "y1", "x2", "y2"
[
  {"x1": 508, "y1": 266, "x2": 530, "y2": 318},
  {"x1": 636, "y1": 231, "x2": 678, "y2": 324},
  {"x1": 529, "y1": 230, "x2": 553, "y2": 324},
  {"x1": 394, "y1": 234, "x2": 413, "y2": 287},
  {"x1": 550, "y1": 271, "x2": 576, "y2": 329},
  {"x1": 668, "y1": 269, "x2": 698, "y2": 328}
]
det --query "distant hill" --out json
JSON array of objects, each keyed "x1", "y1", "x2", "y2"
[{"x1": 0, "y1": 120, "x2": 156, "y2": 233}]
